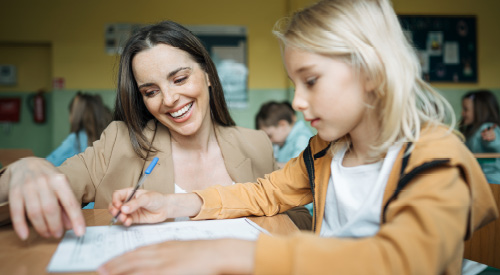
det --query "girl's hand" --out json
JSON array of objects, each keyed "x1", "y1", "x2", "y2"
[
  {"x1": 7, "y1": 157, "x2": 85, "y2": 240},
  {"x1": 97, "y1": 239, "x2": 255, "y2": 275},
  {"x1": 481, "y1": 124, "x2": 497, "y2": 142},
  {"x1": 109, "y1": 190, "x2": 203, "y2": 226}
]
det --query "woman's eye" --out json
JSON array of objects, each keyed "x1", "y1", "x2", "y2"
[
  {"x1": 174, "y1": 76, "x2": 188, "y2": 84},
  {"x1": 144, "y1": 90, "x2": 159, "y2": 97}
]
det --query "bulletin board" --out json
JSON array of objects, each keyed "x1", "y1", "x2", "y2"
[{"x1": 398, "y1": 15, "x2": 477, "y2": 83}]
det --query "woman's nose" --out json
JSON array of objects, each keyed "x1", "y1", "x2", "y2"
[{"x1": 161, "y1": 88, "x2": 180, "y2": 106}]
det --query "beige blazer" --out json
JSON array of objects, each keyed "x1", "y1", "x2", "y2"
[
  {"x1": 0, "y1": 120, "x2": 277, "y2": 210},
  {"x1": 56, "y1": 120, "x2": 278, "y2": 208}
]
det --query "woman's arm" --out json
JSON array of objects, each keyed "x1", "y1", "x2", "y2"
[{"x1": 0, "y1": 157, "x2": 86, "y2": 240}]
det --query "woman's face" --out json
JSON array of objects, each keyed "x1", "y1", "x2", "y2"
[
  {"x1": 284, "y1": 46, "x2": 372, "y2": 142},
  {"x1": 132, "y1": 44, "x2": 212, "y2": 137},
  {"x1": 462, "y1": 97, "x2": 474, "y2": 126}
]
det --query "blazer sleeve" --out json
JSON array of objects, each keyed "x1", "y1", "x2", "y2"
[{"x1": 56, "y1": 121, "x2": 121, "y2": 204}]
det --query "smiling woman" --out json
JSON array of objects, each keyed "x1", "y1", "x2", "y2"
[{"x1": 0, "y1": 20, "x2": 312, "y2": 242}]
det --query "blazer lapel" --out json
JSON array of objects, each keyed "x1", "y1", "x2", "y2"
[
  {"x1": 215, "y1": 126, "x2": 254, "y2": 183},
  {"x1": 142, "y1": 121, "x2": 175, "y2": 194}
]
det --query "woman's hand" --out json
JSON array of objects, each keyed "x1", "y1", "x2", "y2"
[
  {"x1": 109, "y1": 189, "x2": 170, "y2": 226},
  {"x1": 481, "y1": 125, "x2": 497, "y2": 142},
  {"x1": 7, "y1": 157, "x2": 85, "y2": 240},
  {"x1": 97, "y1": 239, "x2": 255, "y2": 275},
  {"x1": 109, "y1": 190, "x2": 203, "y2": 226}
]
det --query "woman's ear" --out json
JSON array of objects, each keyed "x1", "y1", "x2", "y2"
[{"x1": 205, "y1": 73, "x2": 211, "y2": 88}]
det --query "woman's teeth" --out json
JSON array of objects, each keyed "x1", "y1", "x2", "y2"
[{"x1": 170, "y1": 103, "x2": 193, "y2": 118}]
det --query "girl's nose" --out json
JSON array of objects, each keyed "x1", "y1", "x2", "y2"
[{"x1": 292, "y1": 88, "x2": 308, "y2": 112}]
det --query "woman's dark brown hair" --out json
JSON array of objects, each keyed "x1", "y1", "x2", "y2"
[
  {"x1": 114, "y1": 20, "x2": 235, "y2": 159},
  {"x1": 459, "y1": 89, "x2": 500, "y2": 138},
  {"x1": 69, "y1": 92, "x2": 113, "y2": 149}
]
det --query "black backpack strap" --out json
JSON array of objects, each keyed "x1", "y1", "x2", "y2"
[
  {"x1": 382, "y1": 142, "x2": 450, "y2": 223},
  {"x1": 303, "y1": 139, "x2": 331, "y2": 232}
]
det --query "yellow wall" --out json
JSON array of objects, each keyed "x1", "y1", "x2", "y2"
[
  {"x1": 0, "y1": 0, "x2": 498, "y2": 92},
  {"x1": 0, "y1": 0, "x2": 288, "y2": 90},
  {"x1": 0, "y1": 44, "x2": 51, "y2": 92}
]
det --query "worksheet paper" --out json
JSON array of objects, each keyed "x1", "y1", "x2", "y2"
[{"x1": 47, "y1": 218, "x2": 269, "y2": 272}]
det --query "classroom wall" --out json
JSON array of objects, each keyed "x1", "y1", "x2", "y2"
[{"x1": 1, "y1": 0, "x2": 499, "y2": 156}]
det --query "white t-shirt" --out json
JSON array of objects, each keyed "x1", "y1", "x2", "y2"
[{"x1": 320, "y1": 143, "x2": 403, "y2": 238}]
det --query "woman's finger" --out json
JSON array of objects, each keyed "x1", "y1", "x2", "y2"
[
  {"x1": 51, "y1": 174, "x2": 86, "y2": 236},
  {"x1": 38, "y1": 175, "x2": 64, "y2": 238},
  {"x1": 8, "y1": 184, "x2": 29, "y2": 240}
]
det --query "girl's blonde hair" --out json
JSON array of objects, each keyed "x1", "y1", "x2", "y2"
[{"x1": 273, "y1": 0, "x2": 455, "y2": 157}]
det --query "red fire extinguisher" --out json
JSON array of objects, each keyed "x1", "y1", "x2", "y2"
[{"x1": 28, "y1": 90, "x2": 46, "y2": 123}]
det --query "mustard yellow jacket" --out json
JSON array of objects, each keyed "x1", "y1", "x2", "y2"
[{"x1": 194, "y1": 125, "x2": 498, "y2": 274}]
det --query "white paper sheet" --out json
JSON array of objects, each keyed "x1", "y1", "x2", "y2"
[{"x1": 47, "y1": 218, "x2": 269, "y2": 273}]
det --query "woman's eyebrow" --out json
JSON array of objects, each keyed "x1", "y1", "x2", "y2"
[
  {"x1": 167, "y1": 66, "x2": 191, "y2": 78},
  {"x1": 137, "y1": 67, "x2": 192, "y2": 90}
]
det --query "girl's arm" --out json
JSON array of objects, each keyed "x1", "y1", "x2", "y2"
[
  {"x1": 109, "y1": 189, "x2": 203, "y2": 226},
  {"x1": 480, "y1": 124, "x2": 500, "y2": 152}
]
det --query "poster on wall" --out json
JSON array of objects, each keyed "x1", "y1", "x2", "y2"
[
  {"x1": 398, "y1": 15, "x2": 477, "y2": 83},
  {"x1": 189, "y1": 25, "x2": 248, "y2": 109}
]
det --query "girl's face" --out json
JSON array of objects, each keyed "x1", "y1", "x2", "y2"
[
  {"x1": 461, "y1": 97, "x2": 474, "y2": 126},
  {"x1": 284, "y1": 46, "x2": 372, "y2": 142},
  {"x1": 132, "y1": 44, "x2": 212, "y2": 137}
]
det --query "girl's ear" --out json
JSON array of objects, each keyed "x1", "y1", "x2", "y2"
[{"x1": 364, "y1": 75, "x2": 377, "y2": 93}]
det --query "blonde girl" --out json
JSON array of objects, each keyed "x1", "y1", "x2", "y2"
[{"x1": 100, "y1": 0, "x2": 497, "y2": 274}]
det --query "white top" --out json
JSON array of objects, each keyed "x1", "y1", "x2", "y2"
[{"x1": 320, "y1": 143, "x2": 403, "y2": 238}]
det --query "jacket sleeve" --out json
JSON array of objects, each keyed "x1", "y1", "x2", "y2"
[
  {"x1": 193, "y1": 153, "x2": 313, "y2": 220},
  {"x1": 253, "y1": 164, "x2": 470, "y2": 275},
  {"x1": 480, "y1": 125, "x2": 500, "y2": 152},
  {"x1": 56, "y1": 121, "x2": 119, "y2": 204}
]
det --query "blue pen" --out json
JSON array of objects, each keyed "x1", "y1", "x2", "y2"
[{"x1": 109, "y1": 157, "x2": 159, "y2": 226}]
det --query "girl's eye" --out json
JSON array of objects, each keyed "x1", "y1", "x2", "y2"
[
  {"x1": 144, "y1": 90, "x2": 159, "y2": 97},
  {"x1": 306, "y1": 77, "x2": 317, "y2": 87},
  {"x1": 174, "y1": 76, "x2": 188, "y2": 84}
]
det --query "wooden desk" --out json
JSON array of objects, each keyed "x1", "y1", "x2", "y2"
[
  {"x1": 474, "y1": 153, "x2": 500, "y2": 159},
  {"x1": 0, "y1": 148, "x2": 34, "y2": 168},
  {"x1": 0, "y1": 209, "x2": 299, "y2": 274}
]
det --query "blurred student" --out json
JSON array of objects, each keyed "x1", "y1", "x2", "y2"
[
  {"x1": 101, "y1": 0, "x2": 497, "y2": 274},
  {"x1": 45, "y1": 92, "x2": 112, "y2": 209},
  {"x1": 256, "y1": 101, "x2": 315, "y2": 216},
  {"x1": 46, "y1": 92, "x2": 112, "y2": 167},
  {"x1": 460, "y1": 89, "x2": 500, "y2": 184},
  {"x1": 256, "y1": 101, "x2": 314, "y2": 168}
]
